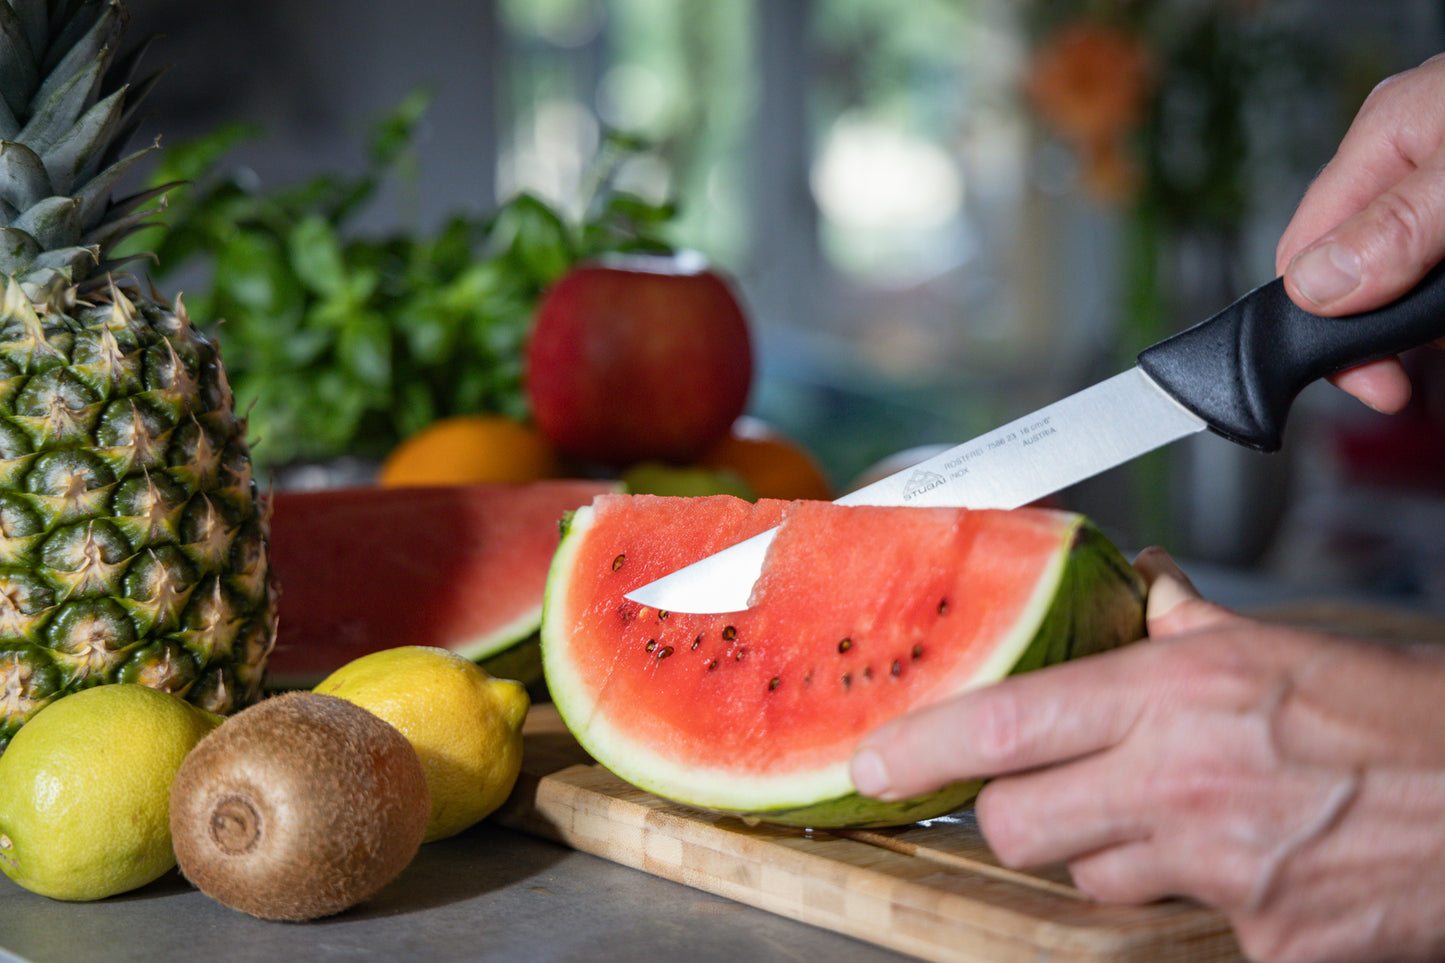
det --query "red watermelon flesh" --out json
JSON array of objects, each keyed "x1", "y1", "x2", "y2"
[
  {"x1": 265, "y1": 480, "x2": 614, "y2": 688},
  {"x1": 542, "y1": 493, "x2": 1146, "y2": 827}
]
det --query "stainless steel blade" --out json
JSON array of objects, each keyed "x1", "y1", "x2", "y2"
[{"x1": 624, "y1": 367, "x2": 1206, "y2": 613}]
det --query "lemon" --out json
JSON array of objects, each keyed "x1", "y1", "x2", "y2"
[
  {"x1": 0, "y1": 684, "x2": 222, "y2": 901},
  {"x1": 378, "y1": 415, "x2": 563, "y2": 487},
  {"x1": 621, "y1": 462, "x2": 756, "y2": 499},
  {"x1": 315, "y1": 646, "x2": 529, "y2": 842}
]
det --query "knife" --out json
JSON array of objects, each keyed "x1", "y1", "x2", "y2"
[{"x1": 625, "y1": 263, "x2": 1445, "y2": 613}]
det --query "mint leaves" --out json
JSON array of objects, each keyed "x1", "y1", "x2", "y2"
[{"x1": 139, "y1": 97, "x2": 676, "y2": 471}]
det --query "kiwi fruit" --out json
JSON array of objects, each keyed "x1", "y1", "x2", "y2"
[{"x1": 169, "y1": 691, "x2": 430, "y2": 921}]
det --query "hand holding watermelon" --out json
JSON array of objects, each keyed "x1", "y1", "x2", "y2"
[
  {"x1": 851, "y1": 547, "x2": 1445, "y2": 963},
  {"x1": 541, "y1": 494, "x2": 1147, "y2": 828}
]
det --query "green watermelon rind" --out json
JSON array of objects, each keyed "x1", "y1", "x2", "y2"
[
  {"x1": 478, "y1": 634, "x2": 545, "y2": 695},
  {"x1": 747, "y1": 520, "x2": 1146, "y2": 828},
  {"x1": 541, "y1": 503, "x2": 1145, "y2": 829},
  {"x1": 264, "y1": 479, "x2": 619, "y2": 689},
  {"x1": 451, "y1": 609, "x2": 545, "y2": 663}
]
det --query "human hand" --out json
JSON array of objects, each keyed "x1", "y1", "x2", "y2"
[
  {"x1": 851, "y1": 548, "x2": 1445, "y2": 963},
  {"x1": 1275, "y1": 53, "x2": 1445, "y2": 413}
]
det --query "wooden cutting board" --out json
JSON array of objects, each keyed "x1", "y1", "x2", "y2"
[
  {"x1": 491, "y1": 602, "x2": 1445, "y2": 962},
  {"x1": 493, "y1": 705, "x2": 1241, "y2": 962}
]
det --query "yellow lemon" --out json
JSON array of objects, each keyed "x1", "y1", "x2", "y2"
[
  {"x1": 0, "y1": 684, "x2": 222, "y2": 901},
  {"x1": 378, "y1": 415, "x2": 563, "y2": 487},
  {"x1": 315, "y1": 646, "x2": 529, "y2": 842}
]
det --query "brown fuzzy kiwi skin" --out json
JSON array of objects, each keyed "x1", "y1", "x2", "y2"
[{"x1": 169, "y1": 691, "x2": 430, "y2": 921}]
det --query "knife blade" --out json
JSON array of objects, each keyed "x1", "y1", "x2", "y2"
[{"x1": 626, "y1": 263, "x2": 1445, "y2": 613}]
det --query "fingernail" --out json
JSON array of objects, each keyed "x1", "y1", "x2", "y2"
[
  {"x1": 850, "y1": 747, "x2": 893, "y2": 798},
  {"x1": 1134, "y1": 546, "x2": 1195, "y2": 588},
  {"x1": 1145, "y1": 572, "x2": 1195, "y2": 621},
  {"x1": 1290, "y1": 242, "x2": 1361, "y2": 306}
]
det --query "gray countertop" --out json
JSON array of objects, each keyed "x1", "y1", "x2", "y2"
[
  {"x1": 0, "y1": 820, "x2": 916, "y2": 963},
  {"x1": 4, "y1": 565, "x2": 1434, "y2": 963}
]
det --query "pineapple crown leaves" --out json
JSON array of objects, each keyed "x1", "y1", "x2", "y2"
[{"x1": 0, "y1": 0, "x2": 177, "y2": 291}]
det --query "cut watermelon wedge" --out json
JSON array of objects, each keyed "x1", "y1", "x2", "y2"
[
  {"x1": 541, "y1": 494, "x2": 1146, "y2": 827},
  {"x1": 265, "y1": 480, "x2": 615, "y2": 689}
]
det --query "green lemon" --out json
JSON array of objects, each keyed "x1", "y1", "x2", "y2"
[
  {"x1": 621, "y1": 462, "x2": 756, "y2": 499},
  {"x1": 0, "y1": 684, "x2": 222, "y2": 901}
]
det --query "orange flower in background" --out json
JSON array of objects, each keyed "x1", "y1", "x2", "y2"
[
  {"x1": 1075, "y1": 134, "x2": 1139, "y2": 201},
  {"x1": 1025, "y1": 22, "x2": 1154, "y2": 200}
]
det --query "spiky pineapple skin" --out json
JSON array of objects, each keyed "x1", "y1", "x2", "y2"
[
  {"x1": 0, "y1": 0, "x2": 276, "y2": 752},
  {"x1": 0, "y1": 281, "x2": 276, "y2": 751}
]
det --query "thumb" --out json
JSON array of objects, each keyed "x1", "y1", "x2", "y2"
[
  {"x1": 1282, "y1": 151, "x2": 1445, "y2": 317},
  {"x1": 1132, "y1": 546, "x2": 1236, "y2": 637}
]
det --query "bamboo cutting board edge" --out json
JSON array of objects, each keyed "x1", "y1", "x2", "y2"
[{"x1": 495, "y1": 706, "x2": 1243, "y2": 963}]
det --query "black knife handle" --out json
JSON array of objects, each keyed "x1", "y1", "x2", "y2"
[{"x1": 1136, "y1": 261, "x2": 1445, "y2": 451}]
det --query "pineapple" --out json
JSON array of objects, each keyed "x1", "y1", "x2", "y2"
[{"x1": 0, "y1": 0, "x2": 276, "y2": 753}]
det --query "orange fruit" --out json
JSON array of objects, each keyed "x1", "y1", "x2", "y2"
[
  {"x1": 698, "y1": 420, "x2": 832, "y2": 501},
  {"x1": 378, "y1": 415, "x2": 563, "y2": 487}
]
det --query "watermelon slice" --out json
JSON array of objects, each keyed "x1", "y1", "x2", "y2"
[
  {"x1": 265, "y1": 480, "x2": 615, "y2": 689},
  {"x1": 541, "y1": 494, "x2": 1146, "y2": 828}
]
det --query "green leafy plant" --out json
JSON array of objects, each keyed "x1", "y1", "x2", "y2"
[{"x1": 133, "y1": 92, "x2": 677, "y2": 472}]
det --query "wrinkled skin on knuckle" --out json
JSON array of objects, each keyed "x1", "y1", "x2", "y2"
[
  {"x1": 1020, "y1": 607, "x2": 1445, "y2": 959},
  {"x1": 1357, "y1": 53, "x2": 1445, "y2": 142},
  {"x1": 1358, "y1": 186, "x2": 1437, "y2": 268},
  {"x1": 1114, "y1": 740, "x2": 1288, "y2": 910},
  {"x1": 1147, "y1": 632, "x2": 1292, "y2": 723},
  {"x1": 969, "y1": 686, "x2": 1030, "y2": 770}
]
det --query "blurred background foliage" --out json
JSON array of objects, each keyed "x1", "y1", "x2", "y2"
[
  {"x1": 133, "y1": 103, "x2": 675, "y2": 467},
  {"x1": 122, "y1": 0, "x2": 1445, "y2": 604}
]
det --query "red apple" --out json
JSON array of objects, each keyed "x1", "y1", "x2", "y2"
[{"x1": 525, "y1": 254, "x2": 754, "y2": 466}]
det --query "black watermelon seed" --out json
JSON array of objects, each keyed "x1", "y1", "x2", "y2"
[
  {"x1": 612, "y1": 554, "x2": 626, "y2": 571},
  {"x1": 768, "y1": 676, "x2": 780, "y2": 691},
  {"x1": 937, "y1": 598, "x2": 949, "y2": 615},
  {"x1": 658, "y1": 610, "x2": 669, "y2": 620},
  {"x1": 707, "y1": 659, "x2": 719, "y2": 671},
  {"x1": 912, "y1": 644, "x2": 924, "y2": 660},
  {"x1": 890, "y1": 659, "x2": 902, "y2": 677},
  {"x1": 645, "y1": 639, "x2": 657, "y2": 652},
  {"x1": 863, "y1": 665, "x2": 873, "y2": 680},
  {"x1": 722, "y1": 625, "x2": 737, "y2": 641},
  {"x1": 842, "y1": 673, "x2": 852, "y2": 688},
  {"x1": 838, "y1": 638, "x2": 853, "y2": 654},
  {"x1": 657, "y1": 646, "x2": 674, "y2": 659},
  {"x1": 734, "y1": 647, "x2": 747, "y2": 662},
  {"x1": 691, "y1": 635, "x2": 702, "y2": 650}
]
